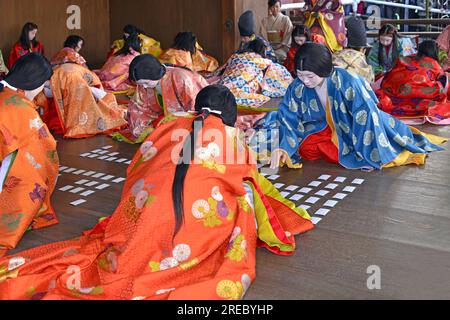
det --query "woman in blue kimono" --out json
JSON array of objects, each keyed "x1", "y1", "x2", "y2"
[{"x1": 249, "y1": 43, "x2": 447, "y2": 171}]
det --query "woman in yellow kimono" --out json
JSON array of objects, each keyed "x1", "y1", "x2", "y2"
[
  {"x1": 0, "y1": 53, "x2": 58, "y2": 258},
  {"x1": 0, "y1": 85, "x2": 313, "y2": 300},
  {"x1": 113, "y1": 54, "x2": 208, "y2": 144},
  {"x1": 96, "y1": 34, "x2": 141, "y2": 93},
  {"x1": 304, "y1": 0, "x2": 347, "y2": 53},
  {"x1": 109, "y1": 24, "x2": 162, "y2": 59},
  {"x1": 159, "y1": 32, "x2": 219, "y2": 74}
]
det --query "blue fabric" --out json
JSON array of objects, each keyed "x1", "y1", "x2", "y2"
[{"x1": 251, "y1": 68, "x2": 444, "y2": 170}]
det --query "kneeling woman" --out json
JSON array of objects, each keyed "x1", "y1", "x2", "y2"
[
  {"x1": 114, "y1": 54, "x2": 208, "y2": 144},
  {"x1": 376, "y1": 40, "x2": 450, "y2": 125},
  {"x1": 0, "y1": 54, "x2": 59, "y2": 257},
  {"x1": 0, "y1": 85, "x2": 313, "y2": 300},
  {"x1": 95, "y1": 35, "x2": 142, "y2": 94},
  {"x1": 38, "y1": 58, "x2": 127, "y2": 138},
  {"x1": 250, "y1": 43, "x2": 447, "y2": 170}
]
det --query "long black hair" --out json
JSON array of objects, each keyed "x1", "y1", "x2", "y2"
[
  {"x1": 295, "y1": 42, "x2": 333, "y2": 78},
  {"x1": 115, "y1": 33, "x2": 142, "y2": 56},
  {"x1": 19, "y1": 22, "x2": 39, "y2": 50},
  {"x1": 1, "y1": 53, "x2": 53, "y2": 92},
  {"x1": 172, "y1": 32, "x2": 197, "y2": 55},
  {"x1": 64, "y1": 35, "x2": 84, "y2": 50},
  {"x1": 123, "y1": 24, "x2": 143, "y2": 39},
  {"x1": 172, "y1": 85, "x2": 237, "y2": 237},
  {"x1": 238, "y1": 37, "x2": 266, "y2": 57},
  {"x1": 291, "y1": 25, "x2": 311, "y2": 49},
  {"x1": 418, "y1": 39, "x2": 439, "y2": 62},
  {"x1": 378, "y1": 24, "x2": 399, "y2": 71}
]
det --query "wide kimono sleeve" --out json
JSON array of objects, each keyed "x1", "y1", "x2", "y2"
[
  {"x1": 367, "y1": 42, "x2": 384, "y2": 75},
  {"x1": 252, "y1": 80, "x2": 306, "y2": 168},
  {"x1": 261, "y1": 62, "x2": 293, "y2": 98}
]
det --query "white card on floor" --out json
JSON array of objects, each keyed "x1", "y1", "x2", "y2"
[
  {"x1": 299, "y1": 187, "x2": 312, "y2": 194},
  {"x1": 318, "y1": 175, "x2": 331, "y2": 181},
  {"x1": 315, "y1": 208, "x2": 330, "y2": 216},
  {"x1": 91, "y1": 149, "x2": 102, "y2": 153},
  {"x1": 315, "y1": 190, "x2": 330, "y2": 197},
  {"x1": 80, "y1": 153, "x2": 91, "y2": 157},
  {"x1": 71, "y1": 199, "x2": 87, "y2": 206},
  {"x1": 75, "y1": 180, "x2": 90, "y2": 185},
  {"x1": 112, "y1": 177, "x2": 126, "y2": 183},
  {"x1": 299, "y1": 204, "x2": 311, "y2": 210},
  {"x1": 102, "y1": 146, "x2": 113, "y2": 150},
  {"x1": 311, "y1": 217, "x2": 322, "y2": 225},
  {"x1": 83, "y1": 171, "x2": 96, "y2": 176},
  {"x1": 85, "y1": 181, "x2": 99, "y2": 187},
  {"x1": 96, "y1": 184, "x2": 110, "y2": 190},
  {"x1": 74, "y1": 170, "x2": 86, "y2": 175},
  {"x1": 70, "y1": 187, "x2": 85, "y2": 194},
  {"x1": 324, "y1": 200, "x2": 339, "y2": 208},
  {"x1": 88, "y1": 154, "x2": 99, "y2": 158},
  {"x1": 280, "y1": 191, "x2": 290, "y2": 198},
  {"x1": 334, "y1": 193, "x2": 348, "y2": 200},
  {"x1": 98, "y1": 156, "x2": 109, "y2": 160},
  {"x1": 97, "y1": 150, "x2": 109, "y2": 155},
  {"x1": 285, "y1": 185, "x2": 299, "y2": 192},
  {"x1": 268, "y1": 175, "x2": 280, "y2": 181},
  {"x1": 290, "y1": 194, "x2": 304, "y2": 201},
  {"x1": 260, "y1": 173, "x2": 268, "y2": 177},
  {"x1": 101, "y1": 175, "x2": 115, "y2": 181},
  {"x1": 108, "y1": 152, "x2": 119, "y2": 156},
  {"x1": 325, "y1": 183, "x2": 339, "y2": 190},
  {"x1": 305, "y1": 197, "x2": 320, "y2": 204},
  {"x1": 59, "y1": 166, "x2": 68, "y2": 171},
  {"x1": 64, "y1": 168, "x2": 76, "y2": 173},
  {"x1": 309, "y1": 181, "x2": 322, "y2": 187},
  {"x1": 343, "y1": 186, "x2": 356, "y2": 193},
  {"x1": 116, "y1": 158, "x2": 127, "y2": 163},
  {"x1": 352, "y1": 179, "x2": 365, "y2": 185},
  {"x1": 107, "y1": 157, "x2": 118, "y2": 162},
  {"x1": 92, "y1": 173, "x2": 105, "y2": 179},
  {"x1": 334, "y1": 177, "x2": 347, "y2": 183},
  {"x1": 125, "y1": 160, "x2": 132, "y2": 165},
  {"x1": 59, "y1": 185, "x2": 74, "y2": 192},
  {"x1": 274, "y1": 183, "x2": 285, "y2": 189},
  {"x1": 80, "y1": 190, "x2": 96, "y2": 197}
]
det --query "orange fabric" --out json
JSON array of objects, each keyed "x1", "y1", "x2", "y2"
[
  {"x1": 0, "y1": 88, "x2": 59, "y2": 258},
  {"x1": 50, "y1": 48, "x2": 87, "y2": 68},
  {"x1": 159, "y1": 49, "x2": 194, "y2": 70},
  {"x1": 0, "y1": 116, "x2": 312, "y2": 300},
  {"x1": 299, "y1": 126, "x2": 339, "y2": 163},
  {"x1": 49, "y1": 63, "x2": 127, "y2": 138},
  {"x1": 8, "y1": 42, "x2": 44, "y2": 69}
]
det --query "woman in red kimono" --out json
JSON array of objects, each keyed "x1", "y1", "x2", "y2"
[
  {"x1": 0, "y1": 85, "x2": 313, "y2": 300},
  {"x1": 8, "y1": 22, "x2": 44, "y2": 69},
  {"x1": 284, "y1": 24, "x2": 326, "y2": 77},
  {"x1": 0, "y1": 53, "x2": 58, "y2": 258},
  {"x1": 377, "y1": 40, "x2": 450, "y2": 125}
]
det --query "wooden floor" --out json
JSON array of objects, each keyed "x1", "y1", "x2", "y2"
[{"x1": 10, "y1": 124, "x2": 450, "y2": 300}]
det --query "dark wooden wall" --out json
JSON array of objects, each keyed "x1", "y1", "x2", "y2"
[
  {"x1": 0, "y1": 0, "x2": 110, "y2": 68},
  {"x1": 110, "y1": 0, "x2": 228, "y2": 63}
]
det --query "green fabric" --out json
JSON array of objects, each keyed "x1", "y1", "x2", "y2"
[{"x1": 368, "y1": 40, "x2": 403, "y2": 75}]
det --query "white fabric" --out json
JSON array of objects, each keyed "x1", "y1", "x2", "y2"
[
  {"x1": 90, "y1": 86, "x2": 107, "y2": 101},
  {"x1": 44, "y1": 86, "x2": 53, "y2": 98},
  {"x1": 0, "y1": 80, "x2": 17, "y2": 91},
  {"x1": 0, "y1": 153, "x2": 14, "y2": 194},
  {"x1": 314, "y1": 79, "x2": 328, "y2": 110}
]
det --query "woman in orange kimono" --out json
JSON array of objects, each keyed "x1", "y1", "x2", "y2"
[
  {"x1": 95, "y1": 35, "x2": 141, "y2": 94},
  {"x1": 159, "y1": 32, "x2": 219, "y2": 74},
  {"x1": 0, "y1": 53, "x2": 58, "y2": 258},
  {"x1": 0, "y1": 84, "x2": 313, "y2": 300},
  {"x1": 37, "y1": 61, "x2": 127, "y2": 139},
  {"x1": 113, "y1": 54, "x2": 208, "y2": 144},
  {"x1": 377, "y1": 40, "x2": 450, "y2": 125},
  {"x1": 8, "y1": 22, "x2": 45, "y2": 69},
  {"x1": 50, "y1": 35, "x2": 87, "y2": 68}
]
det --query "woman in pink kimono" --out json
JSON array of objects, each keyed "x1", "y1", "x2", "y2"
[{"x1": 95, "y1": 34, "x2": 141, "y2": 94}]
